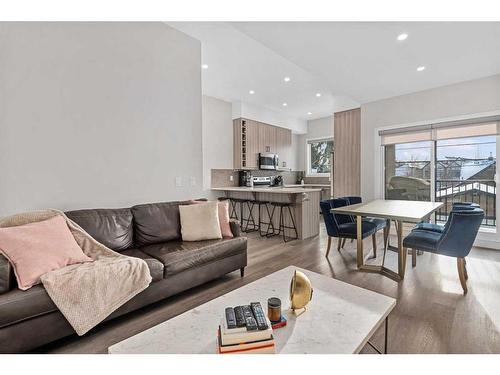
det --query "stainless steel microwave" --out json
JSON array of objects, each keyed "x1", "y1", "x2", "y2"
[{"x1": 259, "y1": 153, "x2": 278, "y2": 170}]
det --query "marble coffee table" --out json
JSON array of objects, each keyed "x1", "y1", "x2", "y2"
[{"x1": 108, "y1": 266, "x2": 396, "y2": 354}]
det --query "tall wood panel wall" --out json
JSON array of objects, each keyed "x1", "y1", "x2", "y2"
[{"x1": 333, "y1": 108, "x2": 361, "y2": 197}]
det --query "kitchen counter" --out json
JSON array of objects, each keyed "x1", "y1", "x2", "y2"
[
  {"x1": 211, "y1": 186, "x2": 323, "y2": 194},
  {"x1": 283, "y1": 184, "x2": 330, "y2": 188},
  {"x1": 212, "y1": 186, "x2": 321, "y2": 240}
]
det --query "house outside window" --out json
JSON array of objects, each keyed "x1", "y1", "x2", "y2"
[{"x1": 307, "y1": 138, "x2": 333, "y2": 177}]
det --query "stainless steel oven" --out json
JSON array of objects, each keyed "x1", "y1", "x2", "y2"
[{"x1": 259, "y1": 153, "x2": 278, "y2": 170}]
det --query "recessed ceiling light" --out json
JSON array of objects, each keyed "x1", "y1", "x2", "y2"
[
  {"x1": 284, "y1": 77, "x2": 291, "y2": 82},
  {"x1": 201, "y1": 64, "x2": 208, "y2": 69},
  {"x1": 282, "y1": 102, "x2": 288, "y2": 107},
  {"x1": 249, "y1": 90, "x2": 255, "y2": 95},
  {"x1": 397, "y1": 33, "x2": 408, "y2": 41},
  {"x1": 416, "y1": 66, "x2": 426, "y2": 72},
  {"x1": 315, "y1": 93, "x2": 321, "y2": 97},
  {"x1": 307, "y1": 112, "x2": 312, "y2": 115}
]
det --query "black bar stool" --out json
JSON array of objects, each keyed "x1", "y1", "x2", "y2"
[
  {"x1": 229, "y1": 198, "x2": 257, "y2": 232},
  {"x1": 241, "y1": 200, "x2": 259, "y2": 233},
  {"x1": 254, "y1": 200, "x2": 274, "y2": 237},
  {"x1": 268, "y1": 202, "x2": 298, "y2": 242}
]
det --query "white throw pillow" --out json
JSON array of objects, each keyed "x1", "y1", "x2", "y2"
[{"x1": 179, "y1": 201, "x2": 222, "y2": 241}]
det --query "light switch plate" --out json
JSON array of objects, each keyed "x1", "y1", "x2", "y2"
[
  {"x1": 229, "y1": 175, "x2": 234, "y2": 182},
  {"x1": 175, "y1": 177, "x2": 182, "y2": 187}
]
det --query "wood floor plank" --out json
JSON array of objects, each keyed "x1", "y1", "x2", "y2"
[{"x1": 40, "y1": 223, "x2": 500, "y2": 354}]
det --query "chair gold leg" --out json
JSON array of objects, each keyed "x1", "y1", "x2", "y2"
[
  {"x1": 412, "y1": 248, "x2": 417, "y2": 267},
  {"x1": 326, "y1": 236, "x2": 332, "y2": 257},
  {"x1": 457, "y1": 257, "x2": 468, "y2": 295},
  {"x1": 337, "y1": 237, "x2": 342, "y2": 252},
  {"x1": 372, "y1": 234, "x2": 377, "y2": 258}
]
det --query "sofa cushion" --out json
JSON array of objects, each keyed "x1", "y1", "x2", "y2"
[
  {"x1": 0, "y1": 216, "x2": 93, "y2": 290},
  {"x1": 65, "y1": 208, "x2": 133, "y2": 251},
  {"x1": 0, "y1": 254, "x2": 15, "y2": 294},
  {"x1": 132, "y1": 201, "x2": 190, "y2": 246},
  {"x1": 121, "y1": 248, "x2": 164, "y2": 282},
  {"x1": 179, "y1": 202, "x2": 222, "y2": 241},
  {"x1": 140, "y1": 237, "x2": 247, "y2": 277},
  {"x1": 0, "y1": 284, "x2": 57, "y2": 329}
]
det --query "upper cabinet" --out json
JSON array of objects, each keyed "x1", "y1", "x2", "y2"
[
  {"x1": 233, "y1": 118, "x2": 292, "y2": 170},
  {"x1": 275, "y1": 126, "x2": 292, "y2": 169},
  {"x1": 258, "y1": 122, "x2": 277, "y2": 154}
]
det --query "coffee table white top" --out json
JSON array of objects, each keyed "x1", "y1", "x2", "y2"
[
  {"x1": 332, "y1": 199, "x2": 443, "y2": 222},
  {"x1": 108, "y1": 266, "x2": 396, "y2": 354}
]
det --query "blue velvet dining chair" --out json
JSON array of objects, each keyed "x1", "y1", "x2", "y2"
[
  {"x1": 403, "y1": 206, "x2": 484, "y2": 294},
  {"x1": 412, "y1": 202, "x2": 480, "y2": 234},
  {"x1": 344, "y1": 196, "x2": 389, "y2": 251},
  {"x1": 320, "y1": 198, "x2": 386, "y2": 258}
]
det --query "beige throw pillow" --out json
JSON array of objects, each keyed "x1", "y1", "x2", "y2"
[{"x1": 179, "y1": 201, "x2": 222, "y2": 241}]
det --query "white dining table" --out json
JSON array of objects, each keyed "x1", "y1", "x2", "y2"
[{"x1": 332, "y1": 199, "x2": 443, "y2": 282}]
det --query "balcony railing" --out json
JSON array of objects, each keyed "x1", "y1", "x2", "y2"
[{"x1": 435, "y1": 179, "x2": 496, "y2": 227}]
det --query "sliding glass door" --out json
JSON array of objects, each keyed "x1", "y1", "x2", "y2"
[
  {"x1": 381, "y1": 120, "x2": 498, "y2": 229},
  {"x1": 435, "y1": 135, "x2": 496, "y2": 227},
  {"x1": 384, "y1": 141, "x2": 432, "y2": 202}
]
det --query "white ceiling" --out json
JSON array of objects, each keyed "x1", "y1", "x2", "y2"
[{"x1": 169, "y1": 22, "x2": 500, "y2": 121}]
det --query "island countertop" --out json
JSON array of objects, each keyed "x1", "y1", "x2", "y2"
[{"x1": 211, "y1": 186, "x2": 323, "y2": 194}]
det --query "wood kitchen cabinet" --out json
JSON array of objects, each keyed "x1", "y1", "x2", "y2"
[
  {"x1": 275, "y1": 126, "x2": 292, "y2": 169},
  {"x1": 258, "y1": 122, "x2": 277, "y2": 154},
  {"x1": 234, "y1": 118, "x2": 292, "y2": 170}
]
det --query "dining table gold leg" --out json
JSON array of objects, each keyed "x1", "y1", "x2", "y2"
[
  {"x1": 357, "y1": 215, "x2": 363, "y2": 268},
  {"x1": 397, "y1": 220, "x2": 406, "y2": 279}
]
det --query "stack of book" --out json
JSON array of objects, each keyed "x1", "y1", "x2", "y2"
[{"x1": 217, "y1": 317, "x2": 275, "y2": 354}]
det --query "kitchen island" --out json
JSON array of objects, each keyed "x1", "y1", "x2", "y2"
[{"x1": 212, "y1": 186, "x2": 321, "y2": 239}]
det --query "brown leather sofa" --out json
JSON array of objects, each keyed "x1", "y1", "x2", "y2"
[{"x1": 0, "y1": 200, "x2": 247, "y2": 353}]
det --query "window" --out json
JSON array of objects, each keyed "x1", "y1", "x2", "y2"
[
  {"x1": 307, "y1": 138, "x2": 333, "y2": 176},
  {"x1": 381, "y1": 119, "x2": 499, "y2": 229},
  {"x1": 384, "y1": 141, "x2": 432, "y2": 202},
  {"x1": 435, "y1": 135, "x2": 496, "y2": 227}
]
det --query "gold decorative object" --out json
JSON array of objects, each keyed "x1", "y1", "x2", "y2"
[{"x1": 289, "y1": 270, "x2": 313, "y2": 313}]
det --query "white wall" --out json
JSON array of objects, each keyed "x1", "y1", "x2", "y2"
[
  {"x1": 202, "y1": 95, "x2": 233, "y2": 194},
  {"x1": 361, "y1": 74, "x2": 500, "y2": 201},
  {"x1": 297, "y1": 115, "x2": 334, "y2": 172},
  {"x1": 0, "y1": 22, "x2": 203, "y2": 216}
]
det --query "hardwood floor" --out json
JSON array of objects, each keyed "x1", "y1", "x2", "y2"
[{"x1": 42, "y1": 224, "x2": 500, "y2": 354}]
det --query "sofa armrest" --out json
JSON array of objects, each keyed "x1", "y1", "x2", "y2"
[
  {"x1": 229, "y1": 220, "x2": 242, "y2": 237},
  {"x1": 0, "y1": 254, "x2": 14, "y2": 294}
]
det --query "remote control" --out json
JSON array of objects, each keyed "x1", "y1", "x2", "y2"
[
  {"x1": 225, "y1": 307, "x2": 237, "y2": 329},
  {"x1": 245, "y1": 316, "x2": 258, "y2": 331},
  {"x1": 233, "y1": 306, "x2": 246, "y2": 327},
  {"x1": 241, "y1": 305, "x2": 254, "y2": 320},
  {"x1": 250, "y1": 302, "x2": 269, "y2": 330}
]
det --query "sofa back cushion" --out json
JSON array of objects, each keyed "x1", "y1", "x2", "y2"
[
  {"x1": 132, "y1": 201, "x2": 189, "y2": 246},
  {"x1": 65, "y1": 208, "x2": 134, "y2": 251},
  {"x1": 0, "y1": 254, "x2": 15, "y2": 294}
]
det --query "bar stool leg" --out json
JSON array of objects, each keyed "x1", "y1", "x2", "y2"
[
  {"x1": 229, "y1": 199, "x2": 238, "y2": 220},
  {"x1": 245, "y1": 201, "x2": 257, "y2": 232},
  {"x1": 279, "y1": 205, "x2": 285, "y2": 242},
  {"x1": 266, "y1": 203, "x2": 275, "y2": 235},
  {"x1": 239, "y1": 201, "x2": 245, "y2": 232},
  {"x1": 287, "y1": 205, "x2": 298, "y2": 240},
  {"x1": 266, "y1": 204, "x2": 277, "y2": 238}
]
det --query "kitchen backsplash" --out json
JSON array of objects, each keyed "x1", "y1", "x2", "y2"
[{"x1": 211, "y1": 169, "x2": 301, "y2": 187}]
